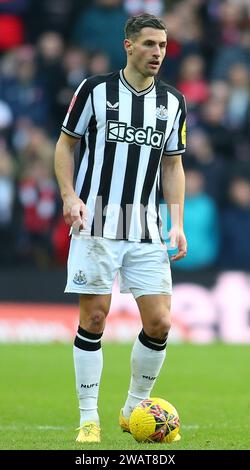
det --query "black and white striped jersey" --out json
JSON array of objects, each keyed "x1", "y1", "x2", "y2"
[{"x1": 62, "y1": 70, "x2": 186, "y2": 243}]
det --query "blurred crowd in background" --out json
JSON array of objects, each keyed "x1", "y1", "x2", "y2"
[{"x1": 0, "y1": 0, "x2": 250, "y2": 271}]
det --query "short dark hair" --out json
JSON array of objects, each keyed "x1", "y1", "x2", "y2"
[{"x1": 125, "y1": 13, "x2": 167, "y2": 40}]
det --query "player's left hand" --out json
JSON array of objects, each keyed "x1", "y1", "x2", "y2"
[{"x1": 169, "y1": 227, "x2": 187, "y2": 261}]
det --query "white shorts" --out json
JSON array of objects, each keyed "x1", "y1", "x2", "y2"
[{"x1": 65, "y1": 236, "x2": 172, "y2": 299}]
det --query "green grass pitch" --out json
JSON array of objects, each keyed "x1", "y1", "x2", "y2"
[{"x1": 0, "y1": 343, "x2": 249, "y2": 450}]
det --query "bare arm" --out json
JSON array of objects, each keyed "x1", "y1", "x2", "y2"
[
  {"x1": 162, "y1": 155, "x2": 187, "y2": 261},
  {"x1": 54, "y1": 132, "x2": 87, "y2": 229}
]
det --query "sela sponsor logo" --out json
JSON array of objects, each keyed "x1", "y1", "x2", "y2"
[
  {"x1": 81, "y1": 383, "x2": 99, "y2": 388},
  {"x1": 73, "y1": 270, "x2": 87, "y2": 286},
  {"x1": 106, "y1": 100, "x2": 119, "y2": 111},
  {"x1": 156, "y1": 104, "x2": 168, "y2": 120},
  {"x1": 106, "y1": 120, "x2": 164, "y2": 149}
]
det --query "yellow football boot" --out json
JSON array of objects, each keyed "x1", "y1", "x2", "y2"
[{"x1": 76, "y1": 421, "x2": 101, "y2": 443}]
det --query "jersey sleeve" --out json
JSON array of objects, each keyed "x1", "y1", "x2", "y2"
[
  {"x1": 163, "y1": 94, "x2": 187, "y2": 156},
  {"x1": 61, "y1": 79, "x2": 93, "y2": 138}
]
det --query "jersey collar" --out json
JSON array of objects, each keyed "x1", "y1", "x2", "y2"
[{"x1": 120, "y1": 70, "x2": 155, "y2": 96}]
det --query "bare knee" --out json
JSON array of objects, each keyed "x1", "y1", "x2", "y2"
[
  {"x1": 145, "y1": 314, "x2": 171, "y2": 340},
  {"x1": 91, "y1": 310, "x2": 106, "y2": 331},
  {"x1": 137, "y1": 294, "x2": 171, "y2": 341},
  {"x1": 79, "y1": 309, "x2": 106, "y2": 333},
  {"x1": 79, "y1": 295, "x2": 110, "y2": 334}
]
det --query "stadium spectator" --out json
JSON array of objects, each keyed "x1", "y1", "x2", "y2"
[
  {"x1": 13, "y1": 126, "x2": 58, "y2": 267},
  {"x1": 62, "y1": 46, "x2": 88, "y2": 89},
  {"x1": 177, "y1": 54, "x2": 210, "y2": 108},
  {"x1": 217, "y1": 1, "x2": 244, "y2": 46},
  {"x1": 159, "y1": 10, "x2": 184, "y2": 84},
  {"x1": 17, "y1": 126, "x2": 54, "y2": 169},
  {"x1": 200, "y1": 97, "x2": 235, "y2": 160},
  {"x1": 162, "y1": 167, "x2": 220, "y2": 271},
  {"x1": 87, "y1": 52, "x2": 110, "y2": 76},
  {"x1": 0, "y1": 100, "x2": 13, "y2": 146},
  {"x1": 17, "y1": 156, "x2": 57, "y2": 268},
  {"x1": 211, "y1": 28, "x2": 250, "y2": 80},
  {"x1": 0, "y1": 141, "x2": 16, "y2": 264},
  {"x1": 227, "y1": 63, "x2": 250, "y2": 132},
  {"x1": 219, "y1": 176, "x2": 250, "y2": 270},
  {"x1": 36, "y1": 32, "x2": 65, "y2": 133},
  {"x1": 71, "y1": 0, "x2": 129, "y2": 69},
  {"x1": 49, "y1": 45, "x2": 88, "y2": 132},
  {"x1": 0, "y1": 46, "x2": 50, "y2": 128},
  {"x1": 52, "y1": 216, "x2": 70, "y2": 266},
  {"x1": 0, "y1": 0, "x2": 28, "y2": 52},
  {"x1": 25, "y1": 0, "x2": 85, "y2": 42},
  {"x1": 125, "y1": 0, "x2": 163, "y2": 16},
  {"x1": 160, "y1": 4, "x2": 204, "y2": 84},
  {"x1": 186, "y1": 128, "x2": 225, "y2": 204}
]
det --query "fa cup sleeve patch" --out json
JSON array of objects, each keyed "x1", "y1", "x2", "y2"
[{"x1": 181, "y1": 120, "x2": 186, "y2": 146}]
